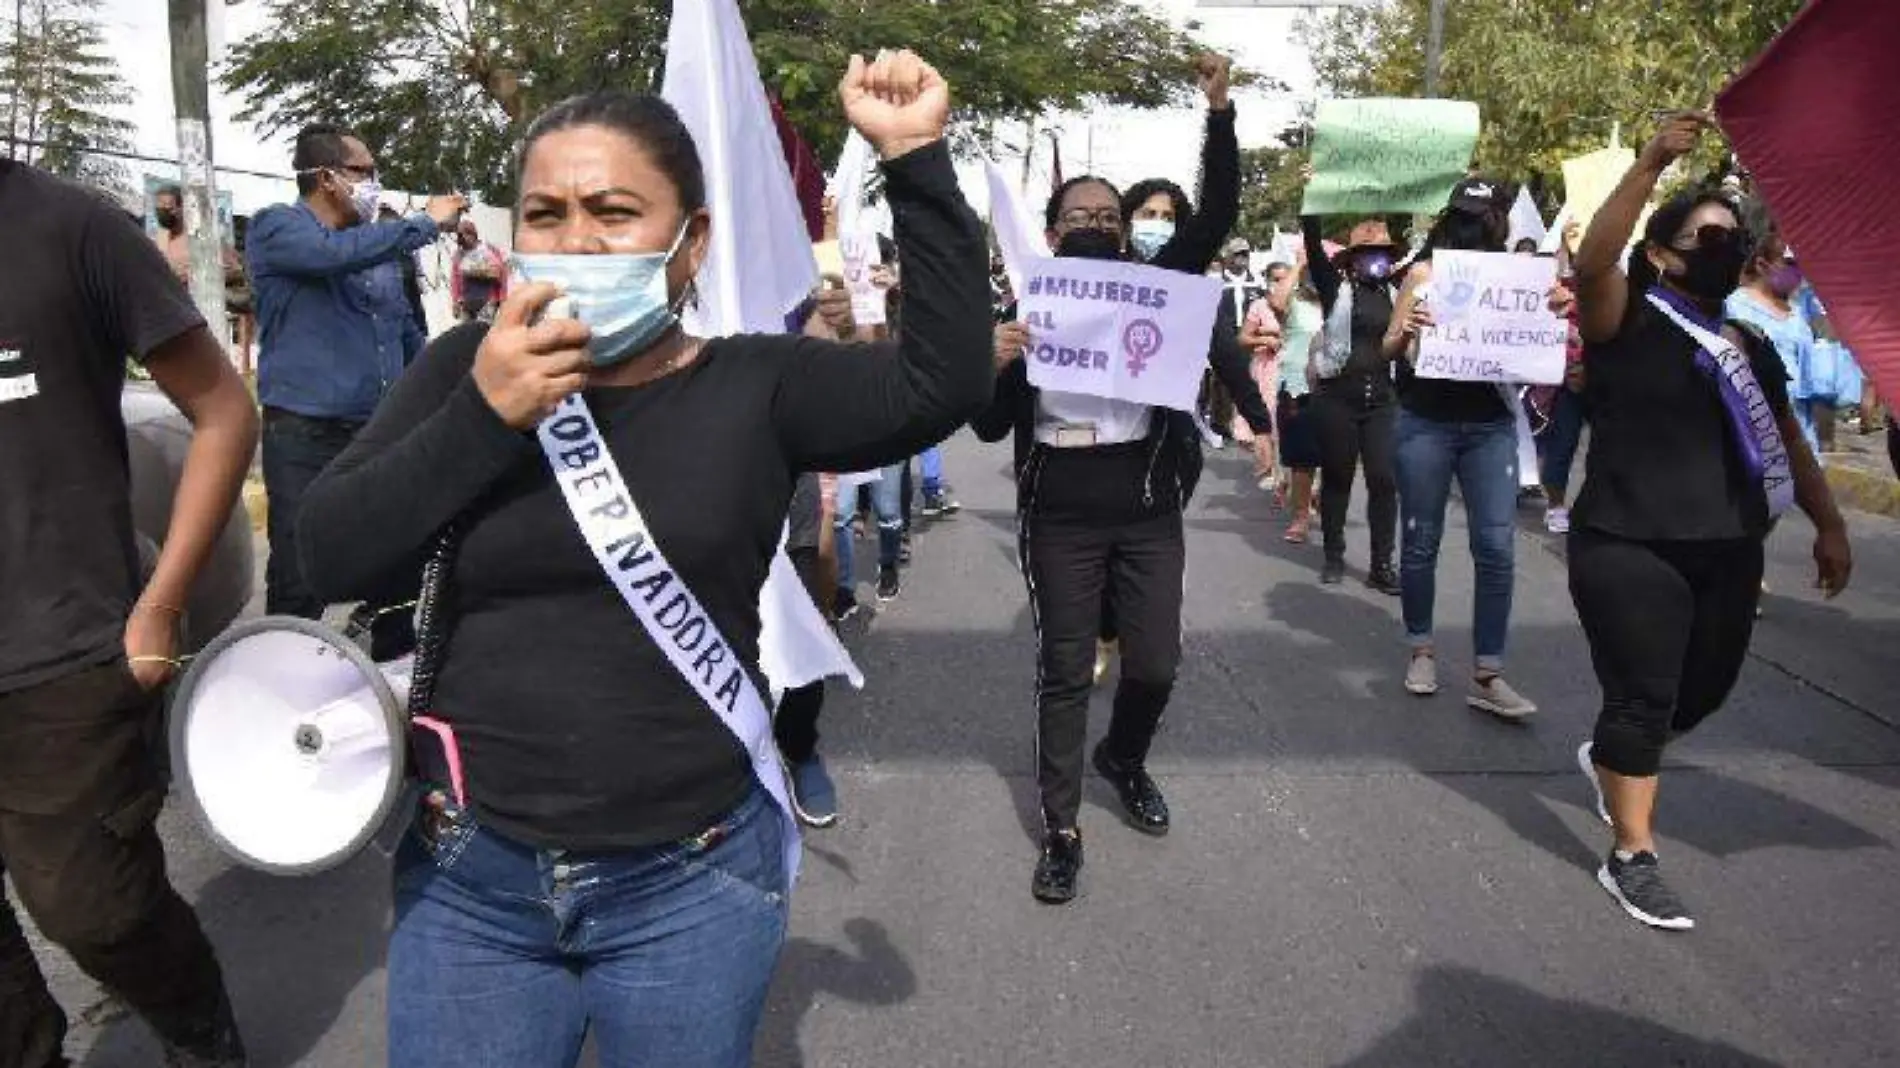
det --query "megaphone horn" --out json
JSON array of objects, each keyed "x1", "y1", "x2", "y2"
[{"x1": 168, "y1": 616, "x2": 413, "y2": 875}]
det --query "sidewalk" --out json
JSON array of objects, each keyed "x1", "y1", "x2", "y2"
[{"x1": 1822, "y1": 426, "x2": 1899, "y2": 518}]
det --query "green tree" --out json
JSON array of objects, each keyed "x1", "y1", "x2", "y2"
[
  {"x1": 3, "y1": 0, "x2": 134, "y2": 197},
  {"x1": 1296, "y1": 0, "x2": 1802, "y2": 202},
  {"x1": 223, "y1": 0, "x2": 1254, "y2": 203},
  {"x1": 1234, "y1": 138, "x2": 1310, "y2": 246}
]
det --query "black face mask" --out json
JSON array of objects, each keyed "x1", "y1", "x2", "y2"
[
  {"x1": 155, "y1": 208, "x2": 181, "y2": 231},
  {"x1": 1055, "y1": 227, "x2": 1125, "y2": 261},
  {"x1": 1666, "y1": 234, "x2": 1749, "y2": 300}
]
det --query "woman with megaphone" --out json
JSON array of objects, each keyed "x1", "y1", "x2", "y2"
[{"x1": 297, "y1": 50, "x2": 989, "y2": 1068}]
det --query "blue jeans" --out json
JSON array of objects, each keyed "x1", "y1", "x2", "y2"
[
  {"x1": 1537, "y1": 388, "x2": 1587, "y2": 500},
  {"x1": 1395, "y1": 410, "x2": 1518, "y2": 669},
  {"x1": 918, "y1": 446, "x2": 945, "y2": 495},
  {"x1": 836, "y1": 464, "x2": 903, "y2": 593},
  {"x1": 387, "y1": 786, "x2": 789, "y2": 1068}
]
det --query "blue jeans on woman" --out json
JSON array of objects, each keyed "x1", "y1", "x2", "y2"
[
  {"x1": 836, "y1": 463, "x2": 904, "y2": 593},
  {"x1": 387, "y1": 785, "x2": 789, "y2": 1068},
  {"x1": 1395, "y1": 410, "x2": 1518, "y2": 671},
  {"x1": 1537, "y1": 387, "x2": 1587, "y2": 501}
]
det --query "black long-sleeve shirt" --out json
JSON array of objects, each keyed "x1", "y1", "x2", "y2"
[
  {"x1": 296, "y1": 142, "x2": 990, "y2": 850},
  {"x1": 1302, "y1": 215, "x2": 1396, "y2": 400},
  {"x1": 973, "y1": 107, "x2": 1266, "y2": 507}
]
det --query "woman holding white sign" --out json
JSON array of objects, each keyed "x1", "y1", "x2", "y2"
[
  {"x1": 1568, "y1": 111, "x2": 1850, "y2": 933},
  {"x1": 296, "y1": 51, "x2": 990, "y2": 1066},
  {"x1": 973, "y1": 54, "x2": 1276, "y2": 906},
  {"x1": 1381, "y1": 178, "x2": 1544, "y2": 719}
]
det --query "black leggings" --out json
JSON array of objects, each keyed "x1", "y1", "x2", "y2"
[
  {"x1": 1568, "y1": 529, "x2": 1764, "y2": 777},
  {"x1": 1310, "y1": 388, "x2": 1398, "y2": 567}
]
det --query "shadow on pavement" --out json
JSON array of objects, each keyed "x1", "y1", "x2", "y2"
[
  {"x1": 756, "y1": 918, "x2": 915, "y2": 1068},
  {"x1": 83, "y1": 854, "x2": 387, "y2": 1068},
  {"x1": 1333, "y1": 964, "x2": 1784, "y2": 1067}
]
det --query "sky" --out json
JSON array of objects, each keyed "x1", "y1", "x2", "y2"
[{"x1": 95, "y1": 0, "x2": 1319, "y2": 218}]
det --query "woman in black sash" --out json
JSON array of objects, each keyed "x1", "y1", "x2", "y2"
[{"x1": 1569, "y1": 111, "x2": 1850, "y2": 932}]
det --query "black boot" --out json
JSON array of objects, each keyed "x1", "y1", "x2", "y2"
[
  {"x1": 1366, "y1": 561, "x2": 1400, "y2": 596},
  {"x1": 1320, "y1": 557, "x2": 1347, "y2": 585},
  {"x1": 1032, "y1": 829, "x2": 1083, "y2": 904},
  {"x1": 1092, "y1": 742, "x2": 1171, "y2": 836}
]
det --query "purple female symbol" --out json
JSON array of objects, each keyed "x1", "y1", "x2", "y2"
[{"x1": 1123, "y1": 319, "x2": 1164, "y2": 378}]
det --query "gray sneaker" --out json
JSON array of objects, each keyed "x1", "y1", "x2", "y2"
[
  {"x1": 1468, "y1": 676, "x2": 1537, "y2": 720},
  {"x1": 1404, "y1": 652, "x2": 1439, "y2": 696}
]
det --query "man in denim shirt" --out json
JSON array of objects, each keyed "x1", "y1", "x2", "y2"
[{"x1": 247, "y1": 123, "x2": 464, "y2": 656}]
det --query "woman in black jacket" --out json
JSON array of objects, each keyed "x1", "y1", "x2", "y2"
[{"x1": 972, "y1": 55, "x2": 1272, "y2": 906}]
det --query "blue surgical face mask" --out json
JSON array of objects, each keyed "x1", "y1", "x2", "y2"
[
  {"x1": 511, "y1": 222, "x2": 692, "y2": 368},
  {"x1": 1129, "y1": 218, "x2": 1175, "y2": 261}
]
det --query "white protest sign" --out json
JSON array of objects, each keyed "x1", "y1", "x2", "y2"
[
  {"x1": 1508, "y1": 186, "x2": 1547, "y2": 249},
  {"x1": 1416, "y1": 250, "x2": 1566, "y2": 386},
  {"x1": 1018, "y1": 256, "x2": 1222, "y2": 412}
]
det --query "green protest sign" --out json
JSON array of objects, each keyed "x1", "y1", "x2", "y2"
[{"x1": 1300, "y1": 98, "x2": 1481, "y2": 216}]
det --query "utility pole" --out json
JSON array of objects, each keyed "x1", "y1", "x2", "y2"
[
  {"x1": 1423, "y1": 0, "x2": 1447, "y2": 97},
  {"x1": 167, "y1": 0, "x2": 229, "y2": 354}
]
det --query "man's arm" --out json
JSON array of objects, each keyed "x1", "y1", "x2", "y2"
[
  {"x1": 142, "y1": 326, "x2": 261, "y2": 620},
  {"x1": 248, "y1": 201, "x2": 451, "y2": 280}
]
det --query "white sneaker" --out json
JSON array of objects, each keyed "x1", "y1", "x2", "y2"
[
  {"x1": 1578, "y1": 741, "x2": 1612, "y2": 825},
  {"x1": 1468, "y1": 675, "x2": 1537, "y2": 720},
  {"x1": 1545, "y1": 506, "x2": 1571, "y2": 534},
  {"x1": 1404, "y1": 652, "x2": 1439, "y2": 696}
]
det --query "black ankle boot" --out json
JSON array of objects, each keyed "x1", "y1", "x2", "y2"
[
  {"x1": 1093, "y1": 742, "x2": 1171, "y2": 836},
  {"x1": 1032, "y1": 829, "x2": 1083, "y2": 904}
]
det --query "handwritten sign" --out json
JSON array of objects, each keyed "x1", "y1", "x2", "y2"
[
  {"x1": 1018, "y1": 256, "x2": 1221, "y2": 412},
  {"x1": 1415, "y1": 251, "x2": 1566, "y2": 385},
  {"x1": 1302, "y1": 98, "x2": 1481, "y2": 216}
]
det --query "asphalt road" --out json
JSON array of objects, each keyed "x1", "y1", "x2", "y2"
[{"x1": 25, "y1": 431, "x2": 1900, "y2": 1067}]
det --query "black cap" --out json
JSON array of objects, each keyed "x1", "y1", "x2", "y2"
[{"x1": 1449, "y1": 177, "x2": 1506, "y2": 215}]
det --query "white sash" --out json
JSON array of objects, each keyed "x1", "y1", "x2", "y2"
[
  {"x1": 537, "y1": 393, "x2": 800, "y2": 886},
  {"x1": 1646, "y1": 292, "x2": 1796, "y2": 518}
]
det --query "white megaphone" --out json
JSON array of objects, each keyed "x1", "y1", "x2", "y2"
[{"x1": 168, "y1": 616, "x2": 414, "y2": 874}]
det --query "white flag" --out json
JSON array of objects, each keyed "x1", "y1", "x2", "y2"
[
  {"x1": 661, "y1": 0, "x2": 818, "y2": 335},
  {"x1": 983, "y1": 153, "x2": 1051, "y2": 302},
  {"x1": 1508, "y1": 186, "x2": 1548, "y2": 249},
  {"x1": 660, "y1": 0, "x2": 857, "y2": 695}
]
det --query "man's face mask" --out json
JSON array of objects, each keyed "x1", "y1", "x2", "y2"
[
  {"x1": 1129, "y1": 218, "x2": 1175, "y2": 261},
  {"x1": 1055, "y1": 227, "x2": 1125, "y2": 261},
  {"x1": 346, "y1": 174, "x2": 383, "y2": 225},
  {"x1": 510, "y1": 221, "x2": 693, "y2": 368},
  {"x1": 155, "y1": 206, "x2": 181, "y2": 231}
]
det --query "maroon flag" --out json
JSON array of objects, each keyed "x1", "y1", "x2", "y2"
[
  {"x1": 769, "y1": 94, "x2": 827, "y2": 243},
  {"x1": 1717, "y1": 0, "x2": 1900, "y2": 406}
]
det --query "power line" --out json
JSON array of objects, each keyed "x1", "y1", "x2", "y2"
[{"x1": 4, "y1": 135, "x2": 293, "y2": 183}]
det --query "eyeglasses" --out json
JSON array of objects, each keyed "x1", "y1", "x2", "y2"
[
  {"x1": 1669, "y1": 224, "x2": 1740, "y2": 253},
  {"x1": 1059, "y1": 208, "x2": 1122, "y2": 231},
  {"x1": 299, "y1": 164, "x2": 378, "y2": 182}
]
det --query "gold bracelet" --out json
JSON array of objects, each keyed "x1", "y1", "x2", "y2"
[
  {"x1": 133, "y1": 601, "x2": 186, "y2": 616},
  {"x1": 128, "y1": 654, "x2": 189, "y2": 667}
]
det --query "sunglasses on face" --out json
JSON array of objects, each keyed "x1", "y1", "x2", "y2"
[{"x1": 1668, "y1": 224, "x2": 1741, "y2": 253}]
